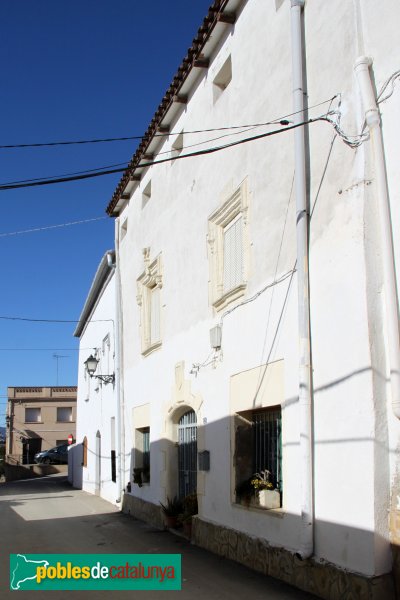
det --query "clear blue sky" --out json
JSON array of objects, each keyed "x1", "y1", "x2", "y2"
[{"x1": 0, "y1": 0, "x2": 211, "y2": 422}]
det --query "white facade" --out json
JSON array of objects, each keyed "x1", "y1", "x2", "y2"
[
  {"x1": 71, "y1": 251, "x2": 119, "y2": 506},
  {"x1": 101, "y1": 0, "x2": 400, "y2": 592}
]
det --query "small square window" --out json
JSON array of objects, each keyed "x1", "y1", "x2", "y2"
[
  {"x1": 25, "y1": 407, "x2": 41, "y2": 423},
  {"x1": 142, "y1": 180, "x2": 152, "y2": 209},
  {"x1": 213, "y1": 55, "x2": 232, "y2": 103},
  {"x1": 172, "y1": 131, "x2": 184, "y2": 159},
  {"x1": 121, "y1": 218, "x2": 128, "y2": 240},
  {"x1": 57, "y1": 407, "x2": 73, "y2": 422}
]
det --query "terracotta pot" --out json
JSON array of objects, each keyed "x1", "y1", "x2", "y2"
[{"x1": 164, "y1": 515, "x2": 178, "y2": 529}]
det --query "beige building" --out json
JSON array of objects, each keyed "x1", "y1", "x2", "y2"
[{"x1": 6, "y1": 387, "x2": 77, "y2": 464}]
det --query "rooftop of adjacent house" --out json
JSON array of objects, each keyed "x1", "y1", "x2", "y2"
[
  {"x1": 106, "y1": 0, "x2": 241, "y2": 217},
  {"x1": 7, "y1": 387, "x2": 77, "y2": 400}
]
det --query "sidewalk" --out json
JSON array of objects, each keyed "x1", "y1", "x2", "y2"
[{"x1": 0, "y1": 475, "x2": 318, "y2": 599}]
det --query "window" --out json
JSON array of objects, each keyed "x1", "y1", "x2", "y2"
[
  {"x1": 208, "y1": 180, "x2": 249, "y2": 310},
  {"x1": 121, "y1": 218, "x2": 128, "y2": 240},
  {"x1": 56, "y1": 439, "x2": 68, "y2": 447},
  {"x1": 57, "y1": 407, "x2": 73, "y2": 422},
  {"x1": 111, "y1": 417, "x2": 116, "y2": 483},
  {"x1": 213, "y1": 55, "x2": 232, "y2": 103},
  {"x1": 142, "y1": 180, "x2": 151, "y2": 209},
  {"x1": 234, "y1": 407, "x2": 282, "y2": 509},
  {"x1": 223, "y1": 213, "x2": 243, "y2": 292},
  {"x1": 137, "y1": 249, "x2": 162, "y2": 355},
  {"x1": 25, "y1": 407, "x2": 41, "y2": 423},
  {"x1": 134, "y1": 427, "x2": 150, "y2": 486},
  {"x1": 172, "y1": 131, "x2": 184, "y2": 159}
]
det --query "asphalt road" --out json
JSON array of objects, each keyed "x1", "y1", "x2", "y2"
[{"x1": 0, "y1": 475, "x2": 318, "y2": 599}]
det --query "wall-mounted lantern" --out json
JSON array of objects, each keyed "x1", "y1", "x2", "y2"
[{"x1": 84, "y1": 354, "x2": 115, "y2": 385}]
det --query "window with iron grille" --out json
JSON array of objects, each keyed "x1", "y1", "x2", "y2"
[
  {"x1": 234, "y1": 406, "x2": 282, "y2": 508},
  {"x1": 134, "y1": 427, "x2": 150, "y2": 486}
]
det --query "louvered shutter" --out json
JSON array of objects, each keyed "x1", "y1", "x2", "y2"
[
  {"x1": 223, "y1": 214, "x2": 243, "y2": 292},
  {"x1": 150, "y1": 286, "x2": 160, "y2": 344}
]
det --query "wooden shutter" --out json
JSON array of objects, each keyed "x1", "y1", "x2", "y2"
[
  {"x1": 223, "y1": 214, "x2": 243, "y2": 292},
  {"x1": 150, "y1": 286, "x2": 160, "y2": 344}
]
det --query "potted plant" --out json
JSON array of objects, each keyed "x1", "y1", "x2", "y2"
[
  {"x1": 236, "y1": 471, "x2": 281, "y2": 509},
  {"x1": 160, "y1": 496, "x2": 183, "y2": 529},
  {"x1": 181, "y1": 493, "x2": 198, "y2": 539}
]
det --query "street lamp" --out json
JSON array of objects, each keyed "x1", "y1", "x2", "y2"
[{"x1": 84, "y1": 354, "x2": 115, "y2": 385}]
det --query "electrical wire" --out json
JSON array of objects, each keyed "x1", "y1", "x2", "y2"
[
  {"x1": 0, "y1": 217, "x2": 107, "y2": 238},
  {"x1": 0, "y1": 96, "x2": 337, "y2": 150},
  {"x1": 0, "y1": 117, "x2": 331, "y2": 191},
  {"x1": 0, "y1": 316, "x2": 113, "y2": 323},
  {"x1": 377, "y1": 69, "x2": 400, "y2": 104}
]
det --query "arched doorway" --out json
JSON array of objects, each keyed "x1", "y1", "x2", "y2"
[{"x1": 178, "y1": 410, "x2": 197, "y2": 498}]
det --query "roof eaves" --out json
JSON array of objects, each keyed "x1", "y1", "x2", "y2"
[
  {"x1": 74, "y1": 250, "x2": 115, "y2": 338},
  {"x1": 106, "y1": 0, "x2": 231, "y2": 216}
]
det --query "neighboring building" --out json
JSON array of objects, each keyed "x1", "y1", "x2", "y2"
[
  {"x1": 6, "y1": 386, "x2": 77, "y2": 464},
  {"x1": 71, "y1": 250, "x2": 119, "y2": 505},
  {"x1": 76, "y1": 0, "x2": 400, "y2": 597}
]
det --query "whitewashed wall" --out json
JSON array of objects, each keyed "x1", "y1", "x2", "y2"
[
  {"x1": 116, "y1": 0, "x2": 400, "y2": 579},
  {"x1": 74, "y1": 271, "x2": 118, "y2": 506}
]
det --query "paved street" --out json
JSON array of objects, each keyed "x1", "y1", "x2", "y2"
[{"x1": 0, "y1": 475, "x2": 318, "y2": 599}]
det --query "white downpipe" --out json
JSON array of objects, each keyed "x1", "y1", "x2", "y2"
[
  {"x1": 354, "y1": 57, "x2": 400, "y2": 420},
  {"x1": 290, "y1": 0, "x2": 314, "y2": 559}
]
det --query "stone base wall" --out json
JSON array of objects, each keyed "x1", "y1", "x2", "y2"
[
  {"x1": 122, "y1": 493, "x2": 165, "y2": 530},
  {"x1": 119, "y1": 494, "x2": 396, "y2": 600},
  {"x1": 5, "y1": 462, "x2": 67, "y2": 481},
  {"x1": 192, "y1": 517, "x2": 396, "y2": 600}
]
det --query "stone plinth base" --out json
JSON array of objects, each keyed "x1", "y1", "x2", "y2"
[{"x1": 191, "y1": 516, "x2": 395, "y2": 600}]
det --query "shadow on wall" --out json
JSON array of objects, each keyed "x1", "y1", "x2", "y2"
[{"x1": 121, "y1": 402, "x2": 399, "y2": 600}]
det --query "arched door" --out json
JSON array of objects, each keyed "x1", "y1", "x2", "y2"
[{"x1": 178, "y1": 410, "x2": 197, "y2": 499}]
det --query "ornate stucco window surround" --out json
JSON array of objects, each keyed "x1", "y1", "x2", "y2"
[
  {"x1": 137, "y1": 248, "x2": 163, "y2": 356},
  {"x1": 208, "y1": 179, "x2": 249, "y2": 311}
]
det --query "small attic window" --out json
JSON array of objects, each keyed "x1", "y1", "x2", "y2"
[
  {"x1": 121, "y1": 218, "x2": 128, "y2": 240},
  {"x1": 213, "y1": 55, "x2": 232, "y2": 102},
  {"x1": 172, "y1": 132, "x2": 184, "y2": 159},
  {"x1": 142, "y1": 180, "x2": 152, "y2": 209}
]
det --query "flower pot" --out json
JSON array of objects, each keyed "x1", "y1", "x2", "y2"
[
  {"x1": 165, "y1": 515, "x2": 179, "y2": 529},
  {"x1": 257, "y1": 489, "x2": 281, "y2": 509}
]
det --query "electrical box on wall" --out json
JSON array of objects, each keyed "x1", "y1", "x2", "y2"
[
  {"x1": 210, "y1": 325, "x2": 222, "y2": 350},
  {"x1": 198, "y1": 450, "x2": 210, "y2": 471}
]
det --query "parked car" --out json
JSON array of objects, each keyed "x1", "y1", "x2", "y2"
[{"x1": 34, "y1": 444, "x2": 69, "y2": 465}]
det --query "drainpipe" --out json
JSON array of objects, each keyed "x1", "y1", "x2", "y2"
[
  {"x1": 290, "y1": 0, "x2": 314, "y2": 559},
  {"x1": 354, "y1": 57, "x2": 400, "y2": 420},
  {"x1": 107, "y1": 222, "x2": 126, "y2": 503}
]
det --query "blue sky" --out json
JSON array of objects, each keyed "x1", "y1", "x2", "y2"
[{"x1": 0, "y1": 0, "x2": 211, "y2": 422}]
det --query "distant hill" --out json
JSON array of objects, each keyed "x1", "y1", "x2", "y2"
[{"x1": 0, "y1": 426, "x2": 5, "y2": 441}]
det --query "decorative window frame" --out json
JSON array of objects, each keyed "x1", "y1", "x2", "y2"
[
  {"x1": 207, "y1": 179, "x2": 249, "y2": 311},
  {"x1": 136, "y1": 249, "x2": 163, "y2": 356}
]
